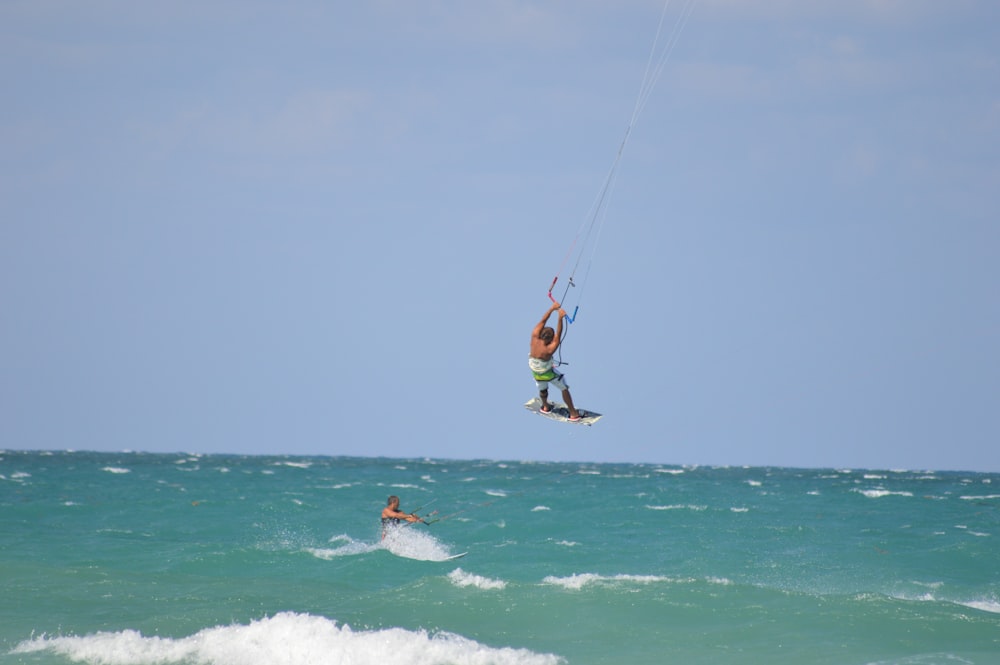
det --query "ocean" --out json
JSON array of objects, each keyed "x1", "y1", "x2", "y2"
[{"x1": 2, "y1": 450, "x2": 998, "y2": 665}]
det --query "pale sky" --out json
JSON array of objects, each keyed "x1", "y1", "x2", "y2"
[{"x1": 2, "y1": 1, "x2": 998, "y2": 472}]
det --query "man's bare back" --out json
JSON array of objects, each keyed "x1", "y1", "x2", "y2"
[
  {"x1": 528, "y1": 301, "x2": 580, "y2": 419},
  {"x1": 531, "y1": 302, "x2": 564, "y2": 360}
]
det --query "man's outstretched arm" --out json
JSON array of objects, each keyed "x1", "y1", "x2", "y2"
[{"x1": 533, "y1": 302, "x2": 560, "y2": 336}]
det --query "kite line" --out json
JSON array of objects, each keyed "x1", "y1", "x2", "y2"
[{"x1": 547, "y1": 0, "x2": 697, "y2": 359}]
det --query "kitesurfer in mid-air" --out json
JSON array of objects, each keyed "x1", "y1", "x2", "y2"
[{"x1": 529, "y1": 301, "x2": 582, "y2": 421}]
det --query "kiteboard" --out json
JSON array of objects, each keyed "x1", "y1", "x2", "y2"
[
  {"x1": 442, "y1": 552, "x2": 468, "y2": 561},
  {"x1": 524, "y1": 398, "x2": 602, "y2": 426}
]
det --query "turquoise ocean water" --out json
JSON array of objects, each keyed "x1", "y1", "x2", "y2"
[{"x1": 2, "y1": 450, "x2": 998, "y2": 664}]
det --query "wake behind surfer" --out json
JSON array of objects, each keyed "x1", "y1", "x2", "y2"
[{"x1": 529, "y1": 301, "x2": 582, "y2": 421}]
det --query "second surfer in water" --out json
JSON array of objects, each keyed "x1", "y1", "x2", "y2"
[
  {"x1": 529, "y1": 301, "x2": 582, "y2": 421},
  {"x1": 381, "y1": 495, "x2": 425, "y2": 539}
]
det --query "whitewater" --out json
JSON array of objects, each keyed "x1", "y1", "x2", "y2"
[{"x1": 2, "y1": 451, "x2": 998, "y2": 664}]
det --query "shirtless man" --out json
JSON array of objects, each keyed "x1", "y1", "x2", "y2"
[
  {"x1": 381, "y1": 495, "x2": 424, "y2": 526},
  {"x1": 528, "y1": 301, "x2": 581, "y2": 421},
  {"x1": 381, "y1": 495, "x2": 424, "y2": 539}
]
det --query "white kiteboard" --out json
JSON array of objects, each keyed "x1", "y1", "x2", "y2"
[{"x1": 524, "y1": 398, "x2": 602, "y2": 426}]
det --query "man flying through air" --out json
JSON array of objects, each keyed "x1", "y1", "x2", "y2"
[{"x1": 528, "y1": 301, "x2": 582, "y2": 421}]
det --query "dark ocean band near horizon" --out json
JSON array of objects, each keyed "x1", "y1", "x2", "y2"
[{"x1": 2, "y1": 450, "x2": 998, "y2": 664}]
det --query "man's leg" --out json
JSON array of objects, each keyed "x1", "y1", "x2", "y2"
[
  {"x1": 539, "y1": 388, "x2": 551, "y2": 412},
  {"x1": 561, "y1": 389, "x2": 581, "y2": 420}
]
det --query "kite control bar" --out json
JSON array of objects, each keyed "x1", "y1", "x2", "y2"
[{"x1": 547, "y1": 276, "x2": 579, "y2": 324}]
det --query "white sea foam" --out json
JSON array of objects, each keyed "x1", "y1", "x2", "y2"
[
  {"x1": 654, "y1": 468, "x2": 685, "y2": 475},
  {"x1": 380, "y1": 525, "x2": 457, "y2": 562},
  {"x1": 853, "y1": 488, "x2": 913, "y2": 499},
  {"x1": 276, "y1": 461, "x2": 312, "y2": 469},
  {"x1": 645, "y1": 504, "x2": 707, "y2": 511},
  {"x1": 102, "y1": 467, "x2": 131, "y2": 474},
  {"x1": 306, "y1": 529, "x2": 462, "y2": 561},
  {"x1": 707, "y1": 577, "x2": 734, "y2": 586},
  {"x1": 532, "y1": 505, "x2": 551, "y2": 512},
  {"x1": 485, "y1": 489, "x2": 508, "y2": 497},
  {"x1": 746, "y1": 480, "x2": 762, "y2": 487},
  {"x1": 959, "y1": 599, "x2": 1000, "y2": 614},
  {"x1": 892, "y1": 589, "x2": 1000, "y2": 616},
  {"x1": 542, "y1": 573, "x2": 673, "y2": 590},
  {"x1": 12, "y1": 612, "x2": 563, "y2": 665},
  {"x1": 447, "y1": 568, "x2": 507, "y2": 590},
  {"x1": 730, "y1": 507, "x2": 749, "y2": 513},
  {"x1": 959, "y1": 494, "x2": 1000, "y2": 501},
  {"x1": 307, "y1": 535, "x2": 379, "y2": 560}
]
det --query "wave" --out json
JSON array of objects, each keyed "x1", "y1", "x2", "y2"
[
  {"x1": 888, "y1": 589, "x2": 1000, "y2": 616},
  {"x1": 12, "y1": 612, "x2": 563, "y2": 665},
  {"x1": 274, "y1": 460, "x2": 312, "y2": 469},
  {"x1": 544, "y1": 573, "x2": 671, "y2": 590},
  {"x1": 853, "y1": 488, "x2": 914, "y2": 499},
  {"x1": 306, "y1": 535, "x2": 380, "y2": 560},
  {"x1": 305, "y1": 528, "x2": 463, "y2": 563},
  {"x1": 380, "y1": 526, "x2": 461, "y2": 562},
  {"x1": 448, "y1": 568, "x2": 507, "y2": 590},
  {"x1": 541, "y1": 573, "x2": 735, "y2": 591},
  {"x1": 959, "y1": 599, "x2": 1000, "y2": 614}
]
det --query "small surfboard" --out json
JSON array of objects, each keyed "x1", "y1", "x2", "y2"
[
  {"x1": 442, "y1": 552, "x2": 468, "y2": 561},
  {"x1": 524, "y1": 398, "x2": 603, "y2": 426}
]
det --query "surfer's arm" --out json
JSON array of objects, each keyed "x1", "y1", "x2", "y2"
[
  {"x1": 552, "y1": 310, "x2": 565, "y2": 347},
  {"x1": 534, "y1": 302, "x2": 559, "y2": 334},
  {"x1": 384, "y1": 508, "x2": 422, "y2": 523}
]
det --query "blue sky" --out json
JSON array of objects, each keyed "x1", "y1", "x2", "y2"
[{"x1": 2, "y1": 1, "x2": 998, "y2": 472}]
